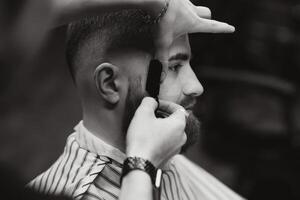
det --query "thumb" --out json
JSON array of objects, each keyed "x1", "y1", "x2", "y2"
[{"x1": 190, "y1": 18, "x2": 235, "y2": 34}]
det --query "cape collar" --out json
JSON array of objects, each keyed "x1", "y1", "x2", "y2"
[{"x1": 74, "y1": 121, "x2": 126, "y2": 164}]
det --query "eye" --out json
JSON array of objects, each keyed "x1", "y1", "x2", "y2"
[{"x1": 169, "y1": 64, "x2": 182, "y2": 72}]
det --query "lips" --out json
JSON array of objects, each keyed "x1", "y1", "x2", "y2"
[
  {"x1": 184, "y1": 105, "x2": 194, "y2": 110},
  {"x1": 183, "y1": 102, "x2": 196, "y2": 111},
  {"x1": 181, "y1": 98, "x2": 197, "y2": 111}
]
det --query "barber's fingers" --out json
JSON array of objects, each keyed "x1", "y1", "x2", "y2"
[
  {"x1": 159, "y1": 100, "x2": 183, "y2": 114},
  {"x1": 190, "y1": 18, "x2": 235, "y2": 34},
  {"x1": 168, "y1": 107, "x2": 188, "y2": 123},
  {"x1": 184, "y1": 0, "x2": 211, "y2": 19},
  {"x1": 138, "y1": 97, "x2": 158, "y2": 114},
  {"x1": 195, "y1": 6, "x2": 211, "y2": 19},
  {"x1": 159, "y1": 100, "x2": 188, "y2": 119}
]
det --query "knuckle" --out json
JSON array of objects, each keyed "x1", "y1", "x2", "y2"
[
  {"x1": 192, "y1": 18, "x2": 200, "y2": 27},
  {"x1": 141, "y1": 97, "x2": 154, "y2": 105},
  {"x1": 211, "y1": 21, "x2": 218, "y2": 28},
  {"x1": 140, "y1": 97, "x2": 156, "y2": 110}
]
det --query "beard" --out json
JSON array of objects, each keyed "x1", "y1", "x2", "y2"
[
  {"x1": 122, "y1": 76, "x2": 201, "y2": 151},
  {"x1": 122, "y1": 76, "x2": 146, "y2": 134},
  {"x1": 180, "y1": 112, "x2": 201, "y2": 152}
]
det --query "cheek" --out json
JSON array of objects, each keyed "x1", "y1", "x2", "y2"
[{"x1": 158, "y1": 76, "x2": 183, "y2": 103}]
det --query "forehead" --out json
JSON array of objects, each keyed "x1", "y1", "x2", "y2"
[
  {"x1": 168, "y1": 34, "x2": 191, "y2": 58},
  {"x1": 109, "y1": 35, "x2": 191, "y2": 75}
]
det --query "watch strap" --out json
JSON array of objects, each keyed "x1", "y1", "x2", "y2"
[{"x1": 121, "y1": 157, "x2": 161, "y2": 188}]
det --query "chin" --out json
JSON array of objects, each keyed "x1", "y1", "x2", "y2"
[{"x1": 181, "y1": 112, "x2": 201, "y2": 153}]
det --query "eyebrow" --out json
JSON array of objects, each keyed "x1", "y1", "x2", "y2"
[{"x1": 168, "y1": 53, "x2": 191, "y2": 62}]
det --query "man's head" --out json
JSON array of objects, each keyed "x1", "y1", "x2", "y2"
[
  {"x1": 66, "y1": 9, "x2": 203, "y2": 150},
  {"x1": 66, "y1": 10, "x2": 155, "y2": 82}
]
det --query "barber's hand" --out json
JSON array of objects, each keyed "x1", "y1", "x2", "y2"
[
  {"x1": 126, "y1": 97, "x2": 187, "y2": 167},
  {"x1": 154, "y1": 0, "x2": 235, "y2": 69}
]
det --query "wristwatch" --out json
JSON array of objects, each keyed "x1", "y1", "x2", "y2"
[{"x1": 121, "y1": 157, "x2": 163, "y2": 189}]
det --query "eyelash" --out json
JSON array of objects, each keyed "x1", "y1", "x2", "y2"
[{"x1": 169, "y1": 64, "x2": 182, "y2": 72}]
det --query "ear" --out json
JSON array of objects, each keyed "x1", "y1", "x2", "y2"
[{"x1": 94, "y1": 63, "x2": 120, "y2": 105}]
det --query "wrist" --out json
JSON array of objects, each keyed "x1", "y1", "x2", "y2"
[
  {"x1": 122, "y1": 169, "x2": 152, "y2": 184},
  {"x1": 126, "y1": 148, "x2": 158, "y2": 167},
  {"x1": 119, "y1": 170, "x2": 153, "y2": 200},
  {"x1": 121, "y1": 157, "x2": 163, "y2": 189},
  {"x1": 126, "y1": 153, "x2": 155, "y2": 166}
]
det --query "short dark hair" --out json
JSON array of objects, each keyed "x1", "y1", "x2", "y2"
[{"x1": 66, "y1": 9, "x2": 155, "y2": 81}]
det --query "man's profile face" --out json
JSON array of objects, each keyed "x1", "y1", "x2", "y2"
[
  {"x1": 159, "y1": 34, "x2": 203, "y2": 109},
  {"x1": 159, "y1": 34, "x2": 203, "y2": 151},
  {"x1": 120, "y1": 34, "x2": 203, "y2": 151}
]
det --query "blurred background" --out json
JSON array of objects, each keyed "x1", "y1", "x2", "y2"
[{"x1": 1, "y1": 0, "x2": 299, "y2": 199}]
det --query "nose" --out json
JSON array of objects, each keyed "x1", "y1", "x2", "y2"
[{"x1": 182, "y1": 66, "x2": 204, "y2": 97}]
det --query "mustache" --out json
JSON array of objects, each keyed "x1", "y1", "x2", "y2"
[{"x1": 180, "y1": 97, "x2": 197, "y2": 110}]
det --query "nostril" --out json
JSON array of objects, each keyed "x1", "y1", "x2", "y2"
[{"x1": 183, "y1": 82, "x2": 204, "y2": 97}]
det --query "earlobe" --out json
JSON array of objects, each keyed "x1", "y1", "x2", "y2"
[{"x1": 94, "y1": 63, "x2": 120, "y2": 105}]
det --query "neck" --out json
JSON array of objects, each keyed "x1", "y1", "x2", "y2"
[{"x1": 82, "y1": 108, "x2": 126, "y2": 153}]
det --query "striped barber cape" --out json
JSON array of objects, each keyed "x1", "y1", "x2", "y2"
[{"x1": 28, "y1": 121, "x2": 245, "y2": 200}]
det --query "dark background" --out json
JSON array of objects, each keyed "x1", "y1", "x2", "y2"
[{"x1": 1, "y1": 0, "x2": 300, "y2": 199}]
